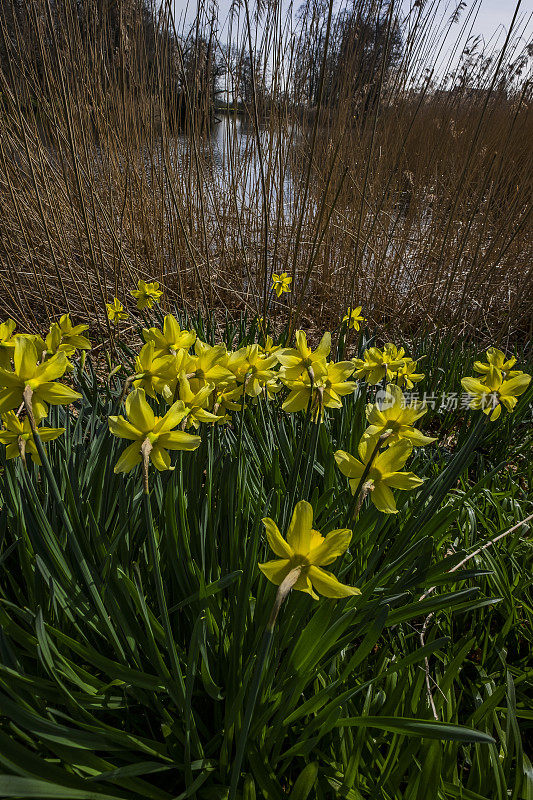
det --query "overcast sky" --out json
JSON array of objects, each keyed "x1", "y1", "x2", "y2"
[
  {"x1": 173, "y1": 0, "x2": 533, "y2": 42},
  {"x1": 171, "y1": 0, "x2": 533, "y2": 80}
]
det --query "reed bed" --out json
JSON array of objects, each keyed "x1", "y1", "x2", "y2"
[{"x1": 0, "y1": 0, "x2": 531, "y2": 340}]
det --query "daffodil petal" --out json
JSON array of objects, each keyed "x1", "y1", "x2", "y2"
[
  {"x1": 374, "y1": 440, "x2": 413, "y2": 473},
  {"x1": 36, "y1": 427, "x2": 65, "y2": 442},
  {"x1": 286, "y1": 500, "x2": 314, "y2": 553},
  {"x1": 108, "y1": 415, "x2": 142, "y2": 440},
  {"x1": 308, "y1": 528, "x2": 352, "y2": 566},
  {"x1": 150, "y1": 445, "x2": 172, "y2": 471},
  {"x1": 282, "y1": 389, "x2": 309, "y2": 413},
  {"x1": 371, "y1": 483, "x2": 398, "y2": 514},
  {"x1": 14, "y1": 337, "x2": 38, "y2": 381},
  {"x1": 157, "y1": 431, "x2": 201, "y2": 451},
  {"x1": 5, "y1": 443, "x2": 20, "y2": 460},
  {"x1": 126, "y1": 389, "x2": 155, "y2": 432},
  {"x1": 500, "y1": 373, "x2": 531, "y2": 397},
  {"x1": 308, "y1": 566, "x2": 360, "y2": 598},
  {"x1": 293, "y1": 573, "x2": 319, "y2": 599},
  {"x1": 0, "y1": 388, "x2": 22, "y2": 413},
  {"x1": 400, "y1": 428, "x2": 436, "y2": 446},
  {"x1": 461, "y1": 377, "x2": 489, "y2": 396},
  {"x1": 263, "y1": 518, "x2": 294, "y2": 558},
  {"x1": 258, "y1": 559, "x2": 291, "y2": 585},
  {"x1": 0, "y1": 367, "x2": 22, "y2": 389},
  {"x1": 36, "y1": 382, "x2": 82, "y2": 406},
  {"x1": 334, "y1": 449, "x2": 364, "y2": 480},
  {"x1": 114, "y1": 442, "x2": 142, "y2": 473},
  {"x1": 34, "y1": 352, "x2": 68, "y2": 383},
  {"x1": 382, "y1": 471, "x2": 424, "y2": 490}
]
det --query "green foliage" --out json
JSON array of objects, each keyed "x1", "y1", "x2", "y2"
[{"x1": 0, "y1": 322, "x2": 531, "y2": 799}]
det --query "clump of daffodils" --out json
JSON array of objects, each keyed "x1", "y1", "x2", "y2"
[
  {"x1": 353, "y1": 344, "x2": 424, "y2": 387},
  {"x1": 1, "y1": 306, "x2": 529, "y2": 521},
  {"x1": 334, "y1": 384, "x2": 431, "y2": 515}
]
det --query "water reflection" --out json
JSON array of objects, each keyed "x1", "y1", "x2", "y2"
[{"x1": 174, "y1": 113, "x2": 295, "y2": 214}]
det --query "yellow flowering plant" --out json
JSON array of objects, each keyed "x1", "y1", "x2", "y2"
[
  {"x1": 352, "y1": 345, "x2": 406, "y2": 384},
  {"x1": 226, "y1": 344, "x2": 278, "y2": 397},
  {"x1": 170, "y1": 376, "x2": 223, "y2": 428},
  {"x1": 132, "y1": 341, "x2": 177, "y2": 398},
  {"x1": 130, "y1": 279, "x2": 163, "y2": 311},
  {"x1": 57, "y1": 314, "x2": 91, "y2": 351},
  {"x1": 143, "y1": 315, "x2": 196, "y2": 355},
  {"x1": 473, "y1": 347, "x2": 520, "y2": 382},
  {"x1": 109, "y1": 388, "x2": 201, "y2": 476},
  {"x1": 335, "y1": 439, "x2": 424, "y2": 514},
  {"x1": 362, "y1": 384, "x2": 435, "y2": 448},
  {"x1": 0, "y1": 410, "x2": 64, "y2": 465},
  {"x1": 277, "y1": 330, "x2": 331, "y2": 381},
  {"x1": 282, "y1": 360, "x2": 356, "y2": 420},
  {"x1": 185, "y1": 340, "x2": 234, "y2": 389},
  {"x1": 395, "y1": 358, "x2": 424, "y2": 389},
  {"x1": 342, "y1": 306, "x2": 366, "y2": 331},
  {"x1": 0, "y1": 336, "x2": 81, "y2": 419},
  {"x1": 258, "y1": 500, "x2": 360, "y2": 599},
  {"x1": 461, "y1": 368, "x2": 531, "y2": 421},
  {"x1": 106, "y1": 298, "x2": 129, "y2": 324},
  {"x1": 0, "y1": 319, "x2": 16, "y2": 368},
  {"x1": 271, "y1": 272, "x2": 292, "y2": 297}
]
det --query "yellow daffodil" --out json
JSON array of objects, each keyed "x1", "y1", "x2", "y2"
[
  {"x1": 461, "y1": 369, "x2": 531, "y2": 422},
  {"x1": 272, "y1": 272, "x2": 292, "y2": 297},
  {"x1": 132, "y1": 341, "x2": 176, "y2": 398},
  {"x1": 212, "y1": 383, "x2": 244, "y2": 415},
  {"x1": 0, "y1": 336, "x2": 81, "y2": 418},
  {"x1": 0, "y1": 319, "x2": 16, "y2": 369},
  {"x1": 265, "y1": 377, "x2": 283, "y2": 400},
  {"x1": 473, "y1": 347, "x2": 520, "y2": 383},
  {"x1": 106, "y1": 298, "x2": 129, "y2": 325},
  {"x1": 342, "y1": 306, "x2": 366, "y2": 331},
  {"x1": 258, "y1": 500, "x2": 360, "y2": 599},
  {"x1": 282, "y1": 361, "x2": 356, "y2": 418},
  {"x1": 109, "y1": 388, "x2": 201, "y2": 473},
  {"x1": 57, "y1": 315, "x2": 91, "y2": 351},
  {"x1": 143, "y1": 315, "x2": 196, "y2": 356},
  {"x1": 259, "y1": 335, "x2": 282, "y2": 357},
  {"x1": 396, "y1": 358, "x2": 424, "y2": 389},
  {"x1": 282, "y1": 373, "x2": 321, "y2": 415},
  {"x1": 335, "y1": 439, "x2": 424, "y2": 514},
  {"x1": 0, "y1": 411, "x2": 64, "y2": 465},
  {"x1": 173, "y1": 376, "x2": 222, "y2": 428},
  {"x1": 185, "y1": 340, "x2": 233, "y2": 390},
  {"x1": 321, "y1": 361, "x2": 357, "y2": 406},
  {"x1": 362, "y1": 384, "x2": 435, "y2": 448},
  {"x1": 352, "y1": 345, "x2": 406, "y2": 385},
  {"x1": 277, "y1": 330, "x2": 331, "y2": 381},
  {"x1": 45, "y1": 323, "x2": 76, "y2": 358},
  {"x1": 130, "y1": 279, "x2": 163, "y2": 311},
  {"x1": 226, "y1": 344, "x2": 278, "y2": 396}
]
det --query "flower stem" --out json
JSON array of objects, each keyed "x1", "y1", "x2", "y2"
[
  {"x1": 344, "y1": 432, "x2": 391, "y2": 525},
  {"x1": 229, "y1": 567, "x2": 302, "y2": 800}
]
